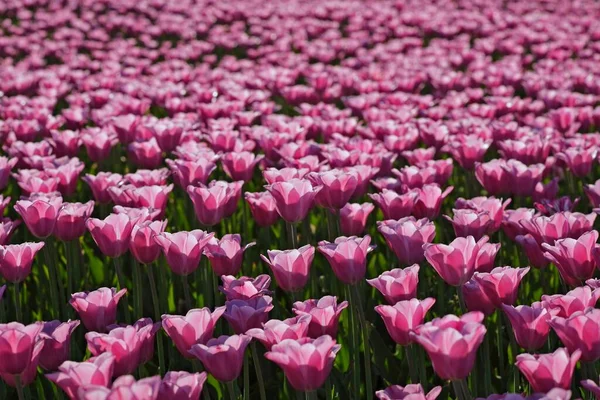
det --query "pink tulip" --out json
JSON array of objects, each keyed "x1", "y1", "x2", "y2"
[
  {"x1": 188, "y1": 334, "x2": 251, "y2": 382},
  {"x1": 455, "y1": 196, "x2": 511, "y2": 233},
  {"x1": 204, "y1": 234, "x2": 255, "y2": 277},
  {"x1": 46, "y1": 353, "x2": 115, "y2": 399},
  {"x1": 54, "y1": 201, "x2": 95, "y2": 242},
  {"x1": 445, "y1": 209, "x2": 493, "y2": 240},
  {"x1": 369, "y1": 189, "x2": 418, "y2": 220},
  {"x1": 584, "y1": 179, "x2": 600, "y2": 208},
  {"x1": 261, "y1": 245, "x2": 314, "y2": 292},
  {"x1": 375, "y1": 298, "x2": 436, "y2": 345},
  {"x1": 129, "y1": 220, "x2": 167, "y2": 264},
  {"x1": 413, "y1": 184, "x2": 453, "y2": 220},
  {"x1": 39, "y1": 320, "x2": 80, "y2": 371},
  {"x1": 264, "y1": 335, "x2": 340, "y2": 391},
  {"x1": 263, "y1": 167, "x2": 310, "y2": 184},
  {"x1": 186, "y1": 184, "x2": 234, "y2": 227},
  {"x1": 0, "y1": 242, "x2": 45, "y2": 283},
  {"x1": 410, "y1": 312, "x2": 486, "y2": 380},
  {"x1": 244, "y1": 192, "x2": 279, "y2": 227},
  {"x1": 557, "y1": 147, "x2": 597, "y2": 178},
  {"x1": 317, "y1": 235, "x2": 373, "y2": 284},
  {"x1": 377, "y1": 217, "x2": 436, "y2": 266},
  {"x1": 502, "y1": 303, "x2": 556, "y2": 351},
  {"x1": 167, "y1": 158, "x2": 217, "y2": 188},
  {"x1": 502, "y1": 208, "x2": 536, "y2": 240},
  {"x1": 293, "y1": 296, "x2": 348, "y2": 338},
  {"x1": 0, "y1": 157, "x2": 17, "y2": 190},
  {"x1": 424, "y1": 236, "x2": 489, "y2": 286},
  {"x1": 339, "y1": 203, "x2": 375, "y2": 236},
  {"x1": 367, "y1": 265, "x2": 420, "y2": 304},
  {"x1": 581, "y1": 377, "x2": 600, "y2": 400},
  {"x1": 221, "y1": 151, "x2": 264, "y2": 182},
  {"x1": 515, "y1": 348, "x2": 581, "y2": 393},
  {"x1": 0, "y1": 322, "x2": 44, "y2": 375},
  {"x1": 70, "y1": 287, "x2": 128, "y2": 332},
  {"x1": 219, "y1": 275, "x2": 271, "y2": 301},
  {"x1": 77, "y1": 375, "x2": 161, "y2": 400},
  {"x1": 376, "y1": 384, "x2": 442, "y2": 400},
  {"x1": 154, "y1": 230, "x2": 214, "y2": 276},
  {"x1": 542, "y1": 230, "x2": 598, "y2": 287},
  {"x1": 159, "y1": 371, "x2": 208, "y2": 400},
  {"x1": 462, "y1": 278, "x2": 496, "y2": 316},
  {"x1": 542, "y1": 286, "x2": 600, "y2": 318},
  {"x1": 224, "y1": 296, "x2": 274, "y2": 334},
  {"x1": 443, "y1": 136, "x2": 491, "y2": 169},
  {"x1": 161, "y1": 307, "x2": 226, "y2": 358},
  {"x1": 265, "y1": 179, "x2": 321, "y2": 223},
  {"x1": 308, "y1": 169, "x2": 358, "y2": 209},
  {"x1": 86, "y1": 213, "x2": 134, "y2": 258},
  {"x1": 473, "y1": 267, "x2": 530, "y2": 307},
  {"x1": 475, "y1": 160, "x2": 510, "y2": 195},
  {"x1": 83, "y1": 172, "x2": 123, "y2": 204},
  {"x1": 113, "y1": 206, "x2": 160, "y2": 224},
  {"x1": 14, "y1": 196, "x2": 63, "y2": 238},
  {"x1": 549, "y1": 308, "x2": 600, "y2": 362},
  {"x1": 247, "y1": 315, "x2": 312, "y2": 350},
  {"x1": 0, "y1": 330, "x2": 44, "y2": 387}
]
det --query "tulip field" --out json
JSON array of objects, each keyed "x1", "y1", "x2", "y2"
[{"x1": 3, "y1": 0, "x2": 600, "y2": 399}]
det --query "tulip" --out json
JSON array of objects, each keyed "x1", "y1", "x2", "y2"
[
  {"x1": 541, "y1": 286, "x2": 600, "y2": 318},
  {"x1": 244, "y1": 192, "x2": 279, "y2": 227},
  {"x1": 159, "y1": 371, "x2": 208, "y2": 400},
  {"x1": 367, "y1": 265, "x2": 420, "y2": 304},
  {"x1": 186, "y1": 184, "x2": 235, "y2": 227},
  {"x1": 369, "y1": 189, "x2": 418, "y2": 220},
  {"x1": 293, "y1": 296, "x2": 348, "y2": 338},
  {"x1": 247, "y1": 315, "x2": 312, "y2": 350},
  {"x1": 455, "y1": 196, "x2": 511, "y2": 233},
  {"x1": 86, "y1": 213, "x2": 134, "y2": 258},
  {"x1": 189, "y1": 334, "x2": 251, "y2": 382},
  {"x1": 0, "y1": 242, "x2": 45, "y2": 283},
  {"x1": 0, "y1": 157, "x2": 17, "y2": 190},
  {"x1": 204, "y1": 234, "x2": 255, "y2": 277},
  {"x1": 377, "y1": 217, "x2": 436, "y2": 266},
  {"x1": 70, "y1": 287, "x2": 127, "y2": 332},
  {"x1": 445, "y1": 209, "x2": 493, "y2": 240},
  {"x1": 424, "y1": 236, "x2": 489, "y2": 287},
  {"x1": 222, "y1": 151, "x2": 264, "y2": 182},
  {"x1": 260, "y1": 245, "x2": 314, "y2": 292},
  {"x1": 219, "y1": 275, "x2": 272, "y2": 301},
  {"x1": 584, "y1": 179, "x2": 600, "y2": 208},
  {"x1": 162, "y1": 307, "x2": 226, "y2": 358},
  {"x1": 129, "y1": 220, "x2": 167, "y2": 265},
  {"x1": 154, "y1": 230, "x2": 214, "y2": 276},
  {"x1": 224, "y1": 296, "x2": 274, "y2": 334},
  {"x1": 375, "y1": 298, "x2": 436, "y2": 345},
  {"x1": 410, "y1": 312, "x2": 486, "y2": 380},
  {"x1": 339, "y1": 203, "x2": 375, "y2": 236},
  {"x1": 542, "y1": 230, "x2": 598, "y2": 287},
  {"x1": 264, "y1": 335, "x2": 340, "y2": 391},
  {"x1": 0, "y1": 322, "x2": 44, "y2": 376},
  {"x1": 317, "y1": 235, "x2": 373, "y2": 284},
  {"x1": 413, "y1": 184, "x2": 453, "y2": 220},
  {"x1": 473, "y1": 267, "x2": 530, "y2": 307},
  {"x1": 54, "y1": 201, "x2": 95, "y2": 242},
  {"x1": 0, "y1": 332, "x2": 44, "y2": 388},
  {"x1": 515, "y1": 348, "x2": 581, "y2": 393},
  {"x1": 308, "y1": 169, "x2": 358, "y2": 209},
  {"x1": 263, "y1": 167, "x2": 310, "y2": 184},
  {"x1": 581, "y1": 377, "x2": 600, "y2": 400},
  {"x1": 502, "y1": 208, "x2": 536, "y2": 240},
  {"x1": 39, "y1": 320, "x2": 80, "y2": 371},
  {"x1": 14, "y1": 196, "x2": 63, "y2": 238},
  {"x1": 83, "y1": 172, "x2": 123, "y2": 204},
  {"x1": 462, "y1": 279, "x2": 496, "y2": 316},
  {"x1": 549, "y1": 308, "x2": 600, "y2": 362},
  {"x1": 0, "y1": 218, "x2": 19, "y2": 245},
  {"x1": 78, "y1": 375, "x2": 161, "y2": 399},
  {"x1": 376, "y1": 384, "x2": 442, "y2": 400},
  {"x1": 265, "y1": 178, "x2": 321, "y2": 223},
  {"x1": 557, "y1": 147, "x2": 597, "y2": 178},
  {"x1": 167, "y1": 158, "x2": 217, "y2": 188},
  {"x1": 502, "y1": 303, "x2": 556, "y2": 351},
  {"x1": 46, "y1": 353, "x2": 115, "y2": 399}
]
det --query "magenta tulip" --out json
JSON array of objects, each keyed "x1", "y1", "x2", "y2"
[
  {"x1": 367, "y1": 265, "x2": 420, "y2": 304},
  {"x1": 154, "y1": 230, "x2": 214, "y2": 276},
  {"x1": 70, "y1": 287, "x2": 128, "y2": 332},
  {"x1": 247, "y1": 315, "x2": 311, "y2": 350},
  {"x1": 39, "y1": 320, "x2": 80, "y2": 371},
  {"x1": 424, "y1": 236, "x2": 489, "y2": 287},
  {"x1": 46, "y1": 353, "x2": 115, "y2": 399},
  {"x1": 317, "y1": 235, "x2": 373, "y2": 284},
  {"x1": 86, "y1": 213, "x2": 134, "y2": 258},
  {"x1": 293, "y1": 296, "x2": 348, "y2": 338},
  {"x1": 204, "y1": 234, "x2": 255, "y2": 277},
  {"x1": 261, "y1": 245, "x2": 314, "y2": 292},
  {"x1": 188, "y1": 334, "x2": 251, "y2": 382},
  {"x1": 265, "y1": 179, "x2": 321, "y2": 223},
  {"x1": 0, "y1": 242, "x2": 45, "y2": 283},
  {"x1": 159, "y1": 371, "x2": 208, "y2": 400},
  {"x1": 161, "y1": 307, "x2": 226, "y2": 358},
  {"x1": 376, "y1": 384, "x2": 442, "y2": 400},
  {"x1": 375, "y1": 298, "x2": 436, "y2": 345},
  {"x1": 502, "y1": 303, "x2": 556, "y2": 351},
  {"x1": 515, "y1": 348, "x2": 581, "y2": 393}
]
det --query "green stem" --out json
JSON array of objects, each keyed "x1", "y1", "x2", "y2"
[
  {"x1": 452, "y1": 379, "x2": 471, "y2": 400},
  {"x1": 14, "y1": 375, "x2": 25, "y2": 400},
  {"x1": 484, "y1": 332, "x2": 493, "y2": 395},
  {"x1": 113, "y1": 257, "x2": 131, "y2": 323},
  {"x1": 147, "y1": 266, "x2": 166, "y2": 375},
  {"x1": 182, "y1": 274, "x2": 193, "y2": 310},
  {"x1": 287, "y1": 222, "x2": 297, "y2": 249},
  {"x1": 132, "y1": 261, "x2": 143, "y2": 319},
  {"x1": 13, "y1": 282, "x2": 22, "y2": 322},
  {"x1": 346, "y1": 285, "x2": 361, "y2": 400},
  {"x1": 457, "y1": 286, "x2": 466, "y2": 313},
  {"x1": 226, "y1": 381, "x2": 237, "y2": 400},
  {"x1": 305, "y1": 390, "x2": 317, "y2": 400},
  {"x1": 325, "y1": 378, "x2": 332, "y2": 400},
  {"x1": 405, "y1": 344, "x2": 419, "y2": 383},
  {"x1": 64, "y1": 242, "x2": 74, "y2": 308},
  {"x1": 243, "y1": 353, "x2": 250, "y2": 400},
  {"x1": 351, "y1": 284, "x2": 373, "y2": 400},
  {"x1": 43, "y1": 242, "x2": 61, "y2": 320},
  {"x1": 251, "y1": 343, "x2": 267, "y2": 400}
]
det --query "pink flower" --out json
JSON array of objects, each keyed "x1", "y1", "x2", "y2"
[
  {"x1": 367, "y1": 265, "x2": 420, "y2": 304},
  {"x1": 0, "y1": 242, "x2": 45, "y2": 283},
  {"x1": 265, "y1": 179, "x2": 321, "y2": 223},
  {"x1": 83, "y1": 172, "x2": 123, "y2": 204},
  {"x1": 224, "y1": 296, "x2": 274, "y2": 334},
  {"x1": 77, "y1": 375, "x2": 161, "y2": 400},
  {"x1": 376, "y1": 384, "x2": 442, "y2": 400},
  {"x1": 221, "y1": 151, "x2": 264, "y2": 182},
  {"x1": 0, "y1": 157, "x2": 17, "y2": 190},
  {"x1": 455, "y1": 196, "x2": 510, "y2": 233},
  {"x1": 377, "y1": 217, "x2": 436, "y2": 266},
  {"x1": 445, "y1": 209, "x2": 494, "y2": 240},
  {"x1": 244, "y1": 191, "x2": 279, "y2": 227},
  {"x1": 317, "y1": 235, "x2": 373, "y2": 284},
  {"x1": 515, "y1": 348, "x2": 581, "y2": 393},
  {"x1": 167, "y1": 158, "x2": 217, "y2": 188},
  {"x1": 54, "y1": 201, "x2": 95, "y2": 242},
  {"x1": 46, "y1": 353, "x2": 115, "y2": 399},
  {"x1": 424, "y1": 236, "x2": 489, "y2": 286},
  {"x1": 475, "y1": 160, "x2": 510, "y2": 195},
  {"x1": 375, "y1": 298, "x2": 436, "y2": 346},
  {"x1": 154, "y1": 230, "x2": 214, "y2": 276},
  {"x1": 14, "y1": 195, "x2": 63, "y2": 238},
  {"x1": 475, "y1": 242, "x2": 501, "y2": 273},
  {"x1": 292, "y1": 296, "x2": 348, "y2": 338},
  {"x1": 188, "y1": 334, "x2": 251, "y2": 382},
  {"x1": 161, "y1": 307, "x2": 226, "y2": 358},
  {"x1": 159, "y1": 371, "x2": 208, "y2": 400},
  {"x1": 264, "y1": 335, "x2": 340, "y2": 391},
  {"x1": 263, "y1": 167, "x2": 309, "y2": 184},
  {"x1": 584, "y1": 179, "x2": 600, "y2": 208},
  {"x1": 502, "y1": 303, "x2": 556, "y2": 351},
  {"x1": 542, "y1": 230, "x2": 599, "y2": 287},
  {"x1": 39, "y1": 320, "x2": 80, "y2": 371},
  {"x1": 204, "y1": 234, "x2": 255, "y2": 277},
  {"x1": 247, "y1": 315, "x2": 311, "y2": 350},
  {"x1": 542, "y1": 286, "x2": 600, "y2": 318},
  {"x1": 339, "y1": 203, "x2": 375, "y2": 236},
  {"x1": 0, "y1": 322, "x2": 44, "y2": 375},
  {"x1": 369, "y1": 190, "x2": 418, "y2": 220},
  {"x1": 70, "y1": 287, "x2": 128, "y2": 332},
  {"x1": 308, "y1": 169, "x2": 358, "y2": 209},
  {"x1": 472, "y1": 266, "x2": 530, "y2": 307},
  {"x1": 502, "y1": 208, "x2": 536, "y2": 240},
  {"x1": 261, "y1": 245, "x2": 314, "y2": 292},
  {"x1": 187, "y1": 183, "x2": 239, "y2": 227},
  {"x1": 413, "y1": 184, "x2": 454, "y2": 220},
  {"x1": 557, "y1": 147, "x2": 598, "y2": 178},
  {"x1": 410, "y1": 312, "x2": 486, "y2": 380},
  {"x1": 462, "y1": 279, "x2": 496, "y2": 316},
  {"x1": 86, "y1": 213, "x2": 134, "y2": 258},
  {"x1": 219, "y1": 275, "x2": 271, "y2": 301},
  {"x1": 581, "y1": 377, "x2": 600, "y2": 400},
  {"x1": 549, "y1": 308, "x2": 600, "y2": 362},
  {"x1": 129, "y1": 220, "x2": 167, "y2": 264}
]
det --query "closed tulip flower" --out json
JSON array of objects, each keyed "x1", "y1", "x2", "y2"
[
  {"x1": 515, "y1": 348, "x2": 581, "y2": 393},
  {"x1": 261, "y1": 245, "x2": 314, "y2": 292},
  {"x1": 549, "y1": 308, "x2": 600, "y2": 362},
  {"x1": 475, "y1": 242, "x2": 501, "y2": 273},
  {"x1": 0, "y1": 242, "x2": 45, "y2": 283},
  {"x1": 0, "y1": 322, "x2": 44, "y2": 376},
  {"x1": 317, "y1": 235, "x2": 373, "y2": 284},
  {"x1": 410, "y1": 312, "x2": 486, "y2": 380},
  {"x1": 219, "y1": 275, "x2": 271, "y2": 301},
  {"x1": 224, "y1": 296, "x2": 274, "y2": 334},
  {"x1": 462, "y1": 279, "x2": 496, "y2": 316},
  {"x1": 188, "y1": 334, "x2": 251, "y2": 382},
  {"x1": 154, "y1": 230, "x2": 214, "y2": 276},
  {"x1": 70, "y1": 287, "x2": 128, "y2": 332},
  {"x1": 413, "y1": 184, "x2": 453, "y2": 220},
  {"x1": 39, "y1": 320, "x2": 80, "y2": 371},
  {"x1": 129, "y1": 220, "x2": 167, "y2": 264},
  {"x1": 375, "y1": 298, "x2": 436, "y2": 346},
  {"x1": 83, "y1": 172, "x2": 123, "y2": 204},
  {"x1": 445, "y1": 209, "x2": 494, "y2": 240},
  {"x1": 15, "y1": 195, "x2": 63, "y2": 238},
  {"x1": 293, "y1": 296, "x2": 348, "y2": 338},
  {"x1": 0, "y1": 218, "x2": 19, "y2": 245},
  {"x1": 86, "y1": 213, "x2": 134, "y2": 258},
  {"x1": 339, "y1": 202, "x2": 375, "y2": 236},
  {"x1": 54, "y1": 201, "x2": 95, "y2": 242},
  {"x1": 46, "y1": 353, "x2": 115, "y2": 399},
  {"x1": 541, "y1": 286, "x2": 600, "y2": 318},
  {"x1": 377, "y1": 217, "x2": 436, "y2": 266},
  {"x1": 221, "y1": 151, "x2": 264, "y2": 182},
  {"x1": 542, "y1": 230, "x2": 599, "y2": 287},
  {"x1": 161, "y1": 307, "x2": 226, "y2": 358},
  {"x1": 264, "y1": 335, "x2": 340, "y2": 392},
  {"x1": 186, "y1": 184, "x2": 234, "y2": 227},
  {"x1": 369, "y1": 189, "x2": 418, "y2": 220},
  {"x1": 581, "y1": 377, "x2": 600, "y2": 400},
  {"x1": 247, "y1": 315, "x2": 312, "y2": 350},
  {"x1": 204, "y1": 234, "x2": 255, "y2": 277},
  {"x1": 473, "y1": 267, "x2": 530, "y2": 307},
  {"x1": 244, "y1": 192, "x2": 279, "y2": 227},
  {"x1": 265, "y1": 178, "x2": 321, "y2": 223},
  {"x1": 159, "y1": 371, "x2": 208, "y2": 400},
  {"x1": 455, "y1": 196, "x2": 511, "y2": 233},
  {"x1": 424, "y1": 236, "x2": 489, "y2": 287},
  {"x1": 376, "y1": 384, "x2": 442, "y2": 400},
  {"x1": 77, "y1": 375, "x2": 161, "y2": 400},
  {"x1": 367, "y1": 265, "x2": 420, "y2": 304},
  {"x1": 502, "y1": 303, "x2": 556, "y2": 351}
]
